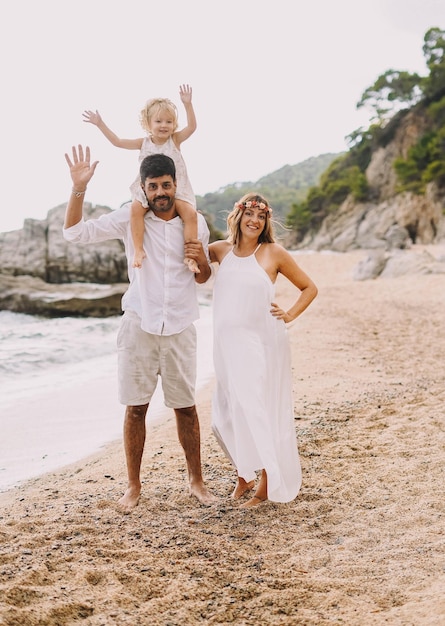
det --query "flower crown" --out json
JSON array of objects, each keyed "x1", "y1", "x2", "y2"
[{"x1": 235, "y1": 200, "x2": 272, "y2": 215}]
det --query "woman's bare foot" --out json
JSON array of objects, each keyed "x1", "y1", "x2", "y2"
[
  {"x1": 239, "y1": 495, "x2": 267, "y2": 509},
  {"x1": 232, "y1": 478, "x2": 255, "y2": 499},
  {"x1": 117, "y1": 485, "x2": 141, "y2": 512},
  {"x1": 240, "y1": 469, "x2": 268, "y2": 508}
]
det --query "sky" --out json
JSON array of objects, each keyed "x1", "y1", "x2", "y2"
[{"x1": 0, "y1": 0, "x2": 444, "y2": 233}]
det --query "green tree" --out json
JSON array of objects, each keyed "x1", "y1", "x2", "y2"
[
  {"x1": 286, "y1": 155, "x2": 369, "y2": 239},
  {"x1": 355, "y1": 28, "x2": 445, "y2": 123},
  {"x1": 422, "y1": 27, "x2": 445, "y2": 99},
  {"x1": 356, "y1": 69, "x2": 422, "y2": 122}
]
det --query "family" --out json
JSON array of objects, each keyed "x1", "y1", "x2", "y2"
[{"x1": 63, "y1": 86, "x2": 318, "y2": 512}]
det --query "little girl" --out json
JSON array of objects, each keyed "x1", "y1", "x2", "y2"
[{"x1": 83, "y1": 84, "x2": 199, "y2": 271}]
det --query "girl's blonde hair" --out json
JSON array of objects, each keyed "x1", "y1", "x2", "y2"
[
  {"x1": 227, "y1": 193, "x2": 275, "y2": 246},
  {"x1": 139, "y1": 98, "x2": 179, "y2": 133}
]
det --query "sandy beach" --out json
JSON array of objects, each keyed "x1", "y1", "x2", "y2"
[{"x1": 0, "y1": 249, "x2": 444, "y2": 626}]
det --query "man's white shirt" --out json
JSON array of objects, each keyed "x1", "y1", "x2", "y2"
[{"x1": 63, "y1": 203, "x2": 210, "y2": 335}]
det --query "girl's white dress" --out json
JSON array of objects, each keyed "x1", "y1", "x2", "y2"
[
  {"x1": 212, "y1": 245, "x2": 302, "y2": 503},
  {"x1": 130, "y1": 136, "x2": 196, "y2": 208}
]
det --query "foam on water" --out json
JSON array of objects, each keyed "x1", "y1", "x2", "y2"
[{"x1": 0, "y1": 302, "x2": 214, "y2": 492}]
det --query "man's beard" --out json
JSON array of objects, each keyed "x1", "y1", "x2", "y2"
[{"x1": 148, "y1": 195, "x2": 174, "y2": 212}]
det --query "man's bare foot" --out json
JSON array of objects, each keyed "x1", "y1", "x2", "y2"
[
  {"x1": 117, "y1": 485, "x2": 141, "y2": 512},
  {"x1": 232, "y1": 479, "x2": 255, "y2": 499},
  {"x1": 189, "y1": 482, "x2": 218, "y2": 506},
  {"x1": 239, "y1": 495, "x2": 267, "y2": 509}
]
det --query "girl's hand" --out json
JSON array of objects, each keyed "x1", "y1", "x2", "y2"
[
  {"x1": 82, "y1": 109, "x2": 102, "y2": 126},
  {"x1": 270, "y1": 302, "x2": 292, "y2": 324},
  {"x1": 179, "y1": 84, "x2": 192, "y2": 104}
]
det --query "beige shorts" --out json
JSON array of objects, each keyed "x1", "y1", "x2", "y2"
[{"x1": 117, "y1": 310, "x2": 196, "y2": 408}]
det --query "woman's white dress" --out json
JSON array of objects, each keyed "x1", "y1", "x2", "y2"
[{"x1": 212, "y1": 245, "x2": 302, "y2": 502}]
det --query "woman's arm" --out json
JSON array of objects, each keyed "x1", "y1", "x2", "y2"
[
  {"x1": 270, "y1": 246, "x2": 318, "y2": 323},
  {"x1": 209, "y1": 240, "x2": 231, "y2": 264}
]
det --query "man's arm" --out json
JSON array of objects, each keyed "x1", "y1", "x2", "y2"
[
  {"x1": 184, "y1": 212, "x2": 212, "y2": 283},
  {"x1": 64, "y1": 145, "x2": 99, "y2": 228},
  {"x1": 184, "y1": 239, "x2": 211, "y2": 284},
  {"x1": 194, "y1": 246, "x2": 211, "y2": 284}
]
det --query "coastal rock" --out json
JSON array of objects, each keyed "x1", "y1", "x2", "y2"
[
  {"x1": 352, "y1": 250, "x2": 388, "y2": 280},
  {"x1": 353, "y1": 247, "x2": 445, "y2": 280},
  {"x1": 0, "y1": 204, "x2": 128, "y2": 284},
  {"x1": 0, "y1": 274, "x2": 127, "y2": 317},
  {"x1": 304, "y1": 109, "x2": 445, "y2": 252},
  {"x1": 380, "y1": 249, "x2": 445, "y2": 278},
  {"x1": 309, "y1": 196, "x2": 416, "y2": 252},
  {"x1": 0, "y1": 204, "x2": 129, "y2": 316}
]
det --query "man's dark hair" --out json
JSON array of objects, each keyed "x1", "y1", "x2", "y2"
[{"x1": 140, "y1": 153, "x2": 176, "y2": 183}]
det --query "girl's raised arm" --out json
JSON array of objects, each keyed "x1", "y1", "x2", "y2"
[{"x1": 83, "y1": 109, "x2": 143, "y2": 150}]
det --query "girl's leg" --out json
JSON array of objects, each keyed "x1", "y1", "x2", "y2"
[
  {"x1": 176, "y1": 200, "x2": 199, "y2": 273},
  {"x1": 130, "y1": 200, "x2": 148, "y2": 268}
]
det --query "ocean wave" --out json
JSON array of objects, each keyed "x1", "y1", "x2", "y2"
[{"x1": 0, "y1": 312, "x2": 122, "y2": 378}]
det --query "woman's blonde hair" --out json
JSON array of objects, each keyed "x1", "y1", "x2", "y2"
[
  {"x1": 139, "y1": 98, "x2": 179, "y2": 133},
  {"x1": 227, "y1": 193, "x2": 275, "y2": 246}
]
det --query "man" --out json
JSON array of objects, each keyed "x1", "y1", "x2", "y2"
[{"x1": 63, "y1": 145, "x2": 217, "y2": 511}]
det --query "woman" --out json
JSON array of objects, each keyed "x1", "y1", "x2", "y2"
[{"x1": 209, "y1": 193, "x2": 318, "y2": 508}]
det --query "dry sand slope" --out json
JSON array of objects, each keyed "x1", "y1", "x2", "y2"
[{"x1": 0, "y1": 249, "x2": 444, "y2": 626}]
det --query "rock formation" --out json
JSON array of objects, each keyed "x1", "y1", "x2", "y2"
[
  {"x1": 352, "y1": 247, "x2": 445, "y2": 280},
  {"x1": 0, "y1": 204, "x2": 128, "y2": 283},
  {"x1": 0, "y1": 274, "x2": 127, "y2": 317},
  {"x1": 302, "y1": 109, "x2": 445, "y2": 252},
  {"x1": 0, "y1": 204, "x2": 129, "y2": 316}
]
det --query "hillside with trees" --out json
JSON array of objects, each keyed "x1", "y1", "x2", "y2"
[
  {"x1": 196, "y1": 153, "x2": 339, "y2": 238},
  {"x1": 284, "y1": 27, "x2": 445, "y2": 250}
]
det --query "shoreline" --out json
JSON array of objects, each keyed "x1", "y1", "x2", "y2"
[
  {"x1": 0, "y1": 296, "x2": 214, "y2": 494},
  {"x1": 0, "y1": 377, "x2": 216, "y2": 509},
  {"x1": 1, "y1": 249, "x2": 444, "y2": 625}
]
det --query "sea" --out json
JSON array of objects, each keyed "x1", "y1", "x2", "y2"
[{"x1": 0, "y1": 295, "x2": 214, "y2": 494}]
